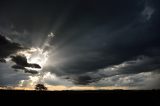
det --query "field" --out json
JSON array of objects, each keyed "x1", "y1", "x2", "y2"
[
  {"x1": 0, "y1": 89, "x2": 159, "y2": 96},
  {"x1": 0, "y1": 90, "x2": 159, "y2": 104}
]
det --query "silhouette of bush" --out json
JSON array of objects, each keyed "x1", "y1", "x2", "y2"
[{"x1": 35, "y1": 84, "x2": 47, "y2": 91}]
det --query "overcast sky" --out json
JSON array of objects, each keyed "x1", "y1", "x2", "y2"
[{"x1": 0, "y1": 0, "x2": 160, "y2": 90}]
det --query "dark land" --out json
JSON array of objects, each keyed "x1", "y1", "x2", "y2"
[
  {"x1": 0, "y1": 90, "x2": 160, "y2": 104},
  {"x1": 0, "y1": 89, "x2": 159, "y2": 97}
]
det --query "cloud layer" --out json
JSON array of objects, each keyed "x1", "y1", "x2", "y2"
[
  {"x1": 0, "y1": 34, "x2": 24, "y2": 59},
  {"x1": 0, "y1": 0, "x2": 160, "y2": 89}
]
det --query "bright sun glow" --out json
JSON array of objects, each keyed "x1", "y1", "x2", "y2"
[
  {"x1": 27, "y1": 48, "x2": 48, "y2": 68},
  {"x1": 17, "y1": 32, "x2": 55, "y2": 87}
]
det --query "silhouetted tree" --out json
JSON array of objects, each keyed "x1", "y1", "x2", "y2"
[{"x1": 35, "y1": 84, "x2": 47, "y2": 91}]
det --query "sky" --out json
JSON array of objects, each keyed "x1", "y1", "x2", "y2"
[{"x1": 0, "y1": 0, "x2": 160, "y2": 90}]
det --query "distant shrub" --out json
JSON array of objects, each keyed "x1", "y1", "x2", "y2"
[{"x1": 35, "y1": 84, "x2": 47, "y2": 91}]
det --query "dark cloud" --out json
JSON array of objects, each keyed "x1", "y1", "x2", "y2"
[
  {"x1": 0, "y1": 0, "x2": 160, "y2": 89},
  {"x1": 24, "y1": 69, "x2": 38, "y2": 75},
  {"x1": 73, "y1": 56, "x2": 160, "y2": 85},
  {"x1": 12, "y1": 65, "x2": 25, "y2": 70},
  {"x1": 46, "y1": 0, "x2": 160, "y2": 86},
  {"x1": 11, "y1": 55, "x2": 41, "y2": 69},
  {"x1": 89, "y1": 72, "x2": 160, "y2": 89},
  {"x1": 0, "y1": 58, "x2": 6, "y2": 63},
  {"x1": 12, "y1": 64, "x2": 39, "y2": 74},
  {"x1": 12, "y1": 65, "x2": 38, "y2": 75},
  {"x1": 11, "y1": 55, "x2": 28, "y2": 67},
  {"x1": 42, "y1": 0, "x2": 160, "y2": 87},
  {"x1": 0, "y1": 34, "x2": 24, "y2": 59},
  {"x1": 74, "y1": 75, "x2": 93, "y2": 85},
  {"x1": 10, "y1": 55, "x2": 41, "y2": 74},
  {"x1": 0, "y1": 34, "x2": 40, "y2": 75}
]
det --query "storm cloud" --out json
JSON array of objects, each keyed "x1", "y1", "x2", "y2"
[
  {"x1": 11, "y1": 55, "x2": 41, "y2": 68},
  {"x1": 0, "y1": 34, "x2": 41, "y2": 74},
  {"x1": 0, "y1": 34, "x2": 24, "y2": 60},
  {"x1": 11, "y1": 55, "x2": 41, "y2": 74},
  {"x1": 0, "y1": 0, "x2": 160, "y2": 89}
]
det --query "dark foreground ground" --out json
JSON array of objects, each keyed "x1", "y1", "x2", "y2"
[
  {"x1": 0, "y1": 90, "x2": 160, "y2": 103},
  {"x1": 0, "y1": 90, "x2": 160, "y2": 96},
  {"x1": 0, "y1": 89, "x2": 160, "y2": 96}
]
